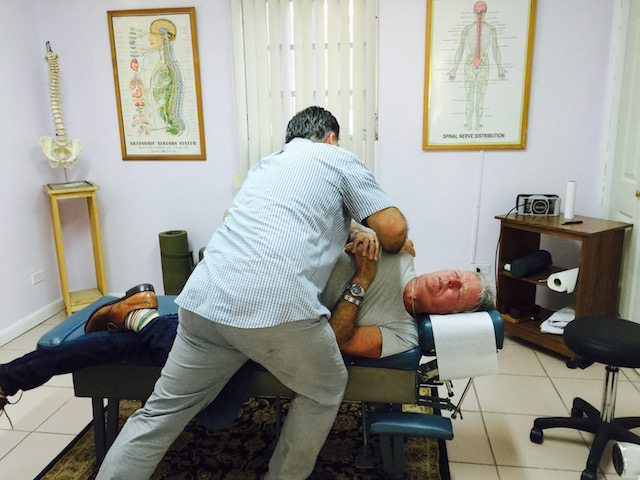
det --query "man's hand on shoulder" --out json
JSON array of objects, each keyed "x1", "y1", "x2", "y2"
[
  {"x1": 399, "y1": 239, "x2": 415, "y2": 257},
  {"x1": 346, "y1": 228, "x2": 380, "y2": 261}
]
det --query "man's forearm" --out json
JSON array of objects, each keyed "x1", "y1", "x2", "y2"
[
  {"x1": 329, "y1": 301, "x2": 359, "y2": 346},
  {"x1": 329, "y1": 245, "x2": 376, "y2": 343},
  {"x1": 365, "y1": 207, "x2": 408, "y2": 253},
  {"x1": 329, "y1": 265, "x2": 373, "y2": 344}
]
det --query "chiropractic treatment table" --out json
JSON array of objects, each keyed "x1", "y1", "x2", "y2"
[{"x1": 38, "y1": 295, "x2": 504, "y2": 477}]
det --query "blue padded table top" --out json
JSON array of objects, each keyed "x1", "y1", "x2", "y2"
[
  {"x1": 38, "y1": 295, "x2": 179, "y2": 349},
  {"x1": 367, "y1": 410, "x2": 454, "y2": 440},
  {"x1": 37, "y1": 296, "x2": 503, "y2": 373},
  {"x1": 346, "y1": 346, "x2": 423, "y2": 371}
]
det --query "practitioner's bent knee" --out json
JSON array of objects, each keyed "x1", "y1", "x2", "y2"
[{"x1": 325, "y1": 363, "x2": 349, "y2": 406}]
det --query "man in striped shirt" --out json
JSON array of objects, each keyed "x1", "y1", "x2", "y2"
[{"x1": 97, "y1": 106, "x2": 408, "y2": 480}]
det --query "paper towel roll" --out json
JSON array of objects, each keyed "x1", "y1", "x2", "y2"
[
  {"x1": 564, "y1": 181, "x2": 576, "y2": 220},
  {"x1": 547, "y1": 268, "x2": 579, "y2": 294},
  {"x1": 613, "y1": 442, "x2": 640, "y2": 476},
  {"x1": 430, "y1": 311, "x2": 498, "y2": 381}
]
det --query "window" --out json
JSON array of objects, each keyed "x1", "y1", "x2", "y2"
[{"x1": 230, "y1": 0, "x2": 379, "y2": 184}]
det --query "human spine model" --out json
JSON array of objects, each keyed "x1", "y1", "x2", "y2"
[{"x1": 40, "y1": 42, "x2": 82, "y2": 170}]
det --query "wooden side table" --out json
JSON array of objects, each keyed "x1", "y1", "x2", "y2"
[
  {"x1": 495, "y1": 213, "x2": 632, "y2": 358},
  {"x1": 44, "y1": 181, "x2": 107, "y2": 316}
]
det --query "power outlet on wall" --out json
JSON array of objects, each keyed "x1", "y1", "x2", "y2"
[
  {"x1": 472, "y1": 264, "x2": 491, "y2": 275},
  {"x1": 31, "y1": 270, "x2": 44, "y2": 285}
]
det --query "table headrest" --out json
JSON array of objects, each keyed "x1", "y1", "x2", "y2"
[
  {"x1": 418, "y1": 309, "x2": 504, "y2": 354},
  {"x1": 347, "y1": 310, "x2": 504, "y2": 370}
]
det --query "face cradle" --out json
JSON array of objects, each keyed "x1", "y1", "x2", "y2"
[{"x1": 403, "y1": 270, "x2": 482, "y2": 316}]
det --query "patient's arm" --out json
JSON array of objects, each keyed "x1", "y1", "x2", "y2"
[
  {"x1": 364, "y1": 207, "x2": 407, "y2": 253},
  {"x1": 337, "y1": 325, "x2": 383, "y2": 358},
  {"x1": 330, "y1": 246, "x2": 382, "y2": 358}
]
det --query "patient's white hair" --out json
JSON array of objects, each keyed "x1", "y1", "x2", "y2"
[{"x1": 470, "y1": 272, "x2": 496, "y2": 312}]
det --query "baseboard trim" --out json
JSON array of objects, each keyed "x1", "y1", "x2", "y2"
[{"x1": 0, "y1": 299, "x2": 65, "y2": 347}]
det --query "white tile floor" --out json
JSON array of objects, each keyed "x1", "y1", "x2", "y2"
[
  {"x1": 0, "y1": 311, "x2": 638, "y2": 479},
  {"x1": 0, "y1": 310, "x2": 94, "y2": 479},
  {"x1": 445, "y1": 337, "x2": 640, "y2": 480}
]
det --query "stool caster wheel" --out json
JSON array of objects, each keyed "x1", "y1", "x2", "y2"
[
  {"x1": 580, "y1": 468, "x2": 597, "y2": 480},
  {"x1": 571, "y1": 407, "x2": 583, "y2": 418},
  {"x1": 530, "y1": 428, "x2": 543, "y2": 444}
]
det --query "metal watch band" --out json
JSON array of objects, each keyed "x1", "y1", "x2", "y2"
[{"x1": 342, "y1": 293, "x2": 362, "y2": 307}]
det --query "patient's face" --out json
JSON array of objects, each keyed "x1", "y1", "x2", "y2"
[{"x1": 403, "y1": 270, "x2": 481, "y2": 316}]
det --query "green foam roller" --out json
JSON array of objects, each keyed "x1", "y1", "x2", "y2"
[{"x1": 159, "y1": 230, "x2": 194, "y2": 295}]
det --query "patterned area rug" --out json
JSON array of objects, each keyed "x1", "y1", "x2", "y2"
[{"x1": 38, "y1": 397, "x2": 448, "y2": 479}]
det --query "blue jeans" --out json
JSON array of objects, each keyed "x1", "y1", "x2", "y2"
[
  {"x1": 0, "y1": 313, "x2": 255, "y2": 430},
  {"x1": 0, "y1": 315, "x2": 178, "y2": 396}
]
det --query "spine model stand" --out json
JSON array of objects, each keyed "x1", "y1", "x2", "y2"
[{"x1": 40, "y1": 42, "x2": 82, "y2": 178}]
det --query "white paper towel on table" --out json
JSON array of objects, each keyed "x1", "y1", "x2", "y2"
[
  {"x1": 430, "y1": 311, "x2": 498, "y2": 381},
  {"x1": 547, "y1": 268, "x2": 579, "y2": 294}
]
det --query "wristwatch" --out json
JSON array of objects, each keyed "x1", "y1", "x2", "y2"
[
  {"x1": 342, "y1": 293, "x2": 362, "y2": 307},
  {"x1": 346, "y1": 283, "x2": 366, "y2": 298}
]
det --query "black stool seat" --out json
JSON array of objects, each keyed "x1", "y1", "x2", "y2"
[
  {"x1": 530, "y1": 315, "x2": 640, "y2": 480},
  {"x1": 564, "y1": 316, "x2": 640, "y2": 368}
]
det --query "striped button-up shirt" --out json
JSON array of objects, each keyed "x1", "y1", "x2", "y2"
[{"x1": 176, "y1": 138, "x2": 393, "y2": 328}]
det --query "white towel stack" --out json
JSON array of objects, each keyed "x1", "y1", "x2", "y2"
[{"x1": 540, "y1": 305, "x2": 575, "y2": 335}]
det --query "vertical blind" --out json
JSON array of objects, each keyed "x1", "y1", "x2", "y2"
[{"x1": 230, "y1": 0, "x2": 379, "y2": 185}]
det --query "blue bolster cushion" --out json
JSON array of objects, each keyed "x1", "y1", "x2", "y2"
[{"x1": 367, "y1": 410, "x2": 454, "y2": 440}]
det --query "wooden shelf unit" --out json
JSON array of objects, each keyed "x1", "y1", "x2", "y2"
[
  {"x1": 495, "y1": 213, "x2": 632, "y2": 358},
  {"x1": 44, "y1": 182, "x2": 107, "y2": 316}
]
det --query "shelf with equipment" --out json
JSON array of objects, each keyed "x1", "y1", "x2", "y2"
[{"x1": 495, "y1": 213, "x2": 632, "y2": 359}]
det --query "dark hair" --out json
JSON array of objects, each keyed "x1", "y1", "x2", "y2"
[{"x1": 285, "y1": 106, "x2": 340, "y2": 144}]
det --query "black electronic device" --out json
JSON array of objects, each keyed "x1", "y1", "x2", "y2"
[{"x1": 516, "y1": 194, "x2": 560, "y2": 216}]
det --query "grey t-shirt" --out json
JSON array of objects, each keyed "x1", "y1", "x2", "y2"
[{"x1": 320, "y1": 251, "x2": 418, "y2": 357}]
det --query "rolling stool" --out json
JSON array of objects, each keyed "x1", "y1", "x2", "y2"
[{"x1": 529, "y1": 315, "x2": 640, "y2": 480}]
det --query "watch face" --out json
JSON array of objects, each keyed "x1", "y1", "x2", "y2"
[{"x1": 349, "y1": 283, "x2": 365, "y2": 297}]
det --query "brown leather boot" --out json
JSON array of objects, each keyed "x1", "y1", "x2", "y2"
[{"x1": 84, "y1": 284, "x2": 157, "y2": 333}]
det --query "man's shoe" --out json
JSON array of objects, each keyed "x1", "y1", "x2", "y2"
[
  {"x1": 0, "y1": 390, "x2": 14, "y2": 428},
  {"x1": 84, "y1": 284, "x2": 157, "y2": 333}
]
